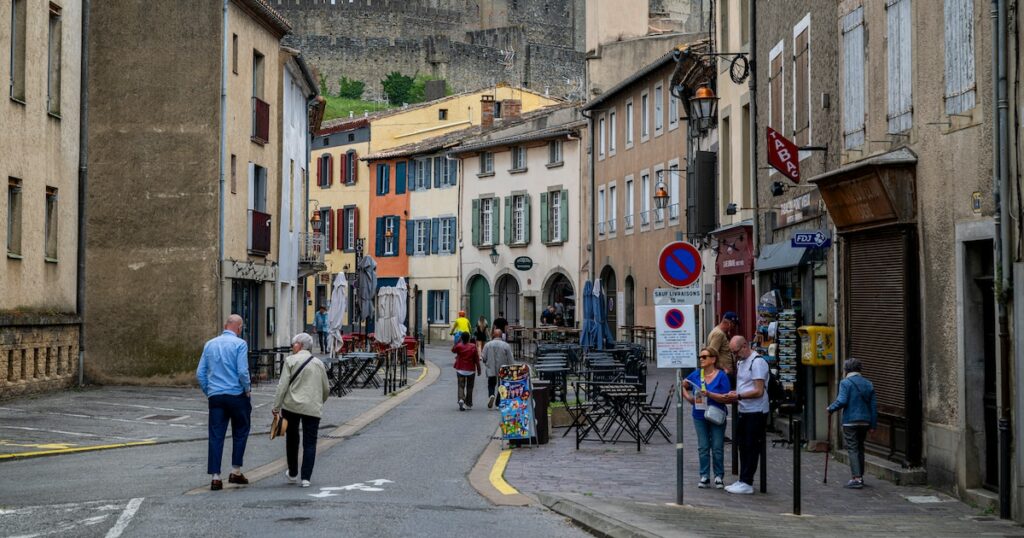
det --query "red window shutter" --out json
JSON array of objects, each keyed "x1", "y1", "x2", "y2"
[
  {"x1": 351, "y1": 152, "x2": 358, "y2": 183},
  {"x1": 316, "y1": 157, "x2": 321, "y2": 187},
  {"x1": 353, "y1": 206, "x2": 360, "y2": 246},
  {"x1": 328, "y1": 155, "x2": 334, "y2": 186},
  {"x1": 336, "y1": 208, "x2": 345, "y2": 251},
  {"x1": 339, "y1": 153, "x2": 348, "y2": 183}
]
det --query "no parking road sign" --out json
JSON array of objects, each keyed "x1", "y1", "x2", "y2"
[
  {"x1": 655, "y1": 304, "x2": 697, "y2": 368},
  {"x1": 658, "y1": 241, "x2": 703, "y2": 288}
]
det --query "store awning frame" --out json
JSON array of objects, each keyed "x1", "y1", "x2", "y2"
[{"x1": 754, "y1": 241, "x2": 809, "y2": 272}]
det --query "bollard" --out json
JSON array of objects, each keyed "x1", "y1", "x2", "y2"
[
  {"x1": 760, "y1": 414, "x2": 767, "y2": 493},
  {"x1": 792, "y1": 417, "x2": 801, "y2": 515}
]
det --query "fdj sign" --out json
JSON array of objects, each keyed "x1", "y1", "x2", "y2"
[
  {"x1": 766, "y1": 127, "x2": 800, "y2": 183},
  {"x1": 791, "y1": 230, "x2": 832, "y2": 249}
]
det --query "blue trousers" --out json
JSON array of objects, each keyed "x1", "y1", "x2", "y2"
[
  {"x1": 207, "y1": 393, "x2": 251, "y2": 475},
  {"x1": 693, "y1": 416, "x2": 726, "y2": 479}
]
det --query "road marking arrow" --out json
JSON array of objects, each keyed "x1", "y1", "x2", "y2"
[{"x1": 366, "y1": 479, "x2": 393, "y2": 486}]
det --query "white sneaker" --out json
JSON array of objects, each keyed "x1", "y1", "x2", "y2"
[
  {"x1": 285, "y1": 471, "x2": 297, "y2": 484},
  {"x1": 458, "y1": 399, "x2": 465, "y2": 411},
  {"x1": 301, "y1": 480, "x2": 311, "y2": 488},
  {"x1": 488, "y1": 395, "x2": 496, "y2": 409},
  {"x1": 725, "y1": 481, "x2": 754, "y2": 494}
]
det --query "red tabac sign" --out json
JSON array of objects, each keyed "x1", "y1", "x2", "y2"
[{"x1": 766, "y1": 127, "x2": 800, "y2": 183}]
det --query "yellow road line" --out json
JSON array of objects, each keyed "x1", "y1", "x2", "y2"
[
  {"x1": 415, "y1": 366, "x2": 428, "y2": 383},
  {"x1": 0, "y1": 440, "x2": 157, "y2": 460},
  {"x1": 488, "y1": 449, "x2": 520, "y2": 495}
]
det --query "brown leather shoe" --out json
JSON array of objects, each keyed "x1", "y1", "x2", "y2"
[
  {"x1": 228, "y1": 472, "x2": 249, "y2": 485},
  {"x1": 210, "y1": 479, "x2": 223, "y2": 491}
]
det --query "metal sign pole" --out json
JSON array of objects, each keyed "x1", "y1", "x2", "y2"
[{"x1": 676, "y1": 367, "x2": 684, "y2": 505}]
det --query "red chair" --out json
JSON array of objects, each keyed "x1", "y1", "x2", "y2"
[{"x1": 403, "y1": 336, "x2": 419, "y2": 366}]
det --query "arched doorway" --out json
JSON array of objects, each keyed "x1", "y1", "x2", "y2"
[
  {"x1": 600, "y1": 266, "x2": 617, "y2": 337},
  {"x1": 545, "y1": 273, "x2": 576, "y2": 327},
  {"x1": 467, "y1": 275, "x2": 491, "y2": 328},
  {"x1": 624, "y1": 276, "x2": 635, "y2": 332},
  {"x1": 495, "y1": 274, "x2": 521, "y2": 325}
]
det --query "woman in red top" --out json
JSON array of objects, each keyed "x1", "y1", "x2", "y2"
[{"x1": 452, "y1": 332, "x2": 482, "y2": 411}]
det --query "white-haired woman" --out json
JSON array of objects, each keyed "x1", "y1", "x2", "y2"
[{"x1": 272, "y1": 332, "x2": 330, "y2": 487}]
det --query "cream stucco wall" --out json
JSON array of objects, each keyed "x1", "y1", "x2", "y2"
[
  {"x1": 1, "y1": 0, "x2": 82, "y2": 313},
  {"x1": 459, "y1": 137, "x2": 582, "y2": 328},
  {"x1": 715, "y1": 0, "x2": 753, "y2": 228}
]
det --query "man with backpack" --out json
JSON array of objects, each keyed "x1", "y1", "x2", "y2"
[{"x1": 724, "y1": 335, "x2": 769, "y2": 495}]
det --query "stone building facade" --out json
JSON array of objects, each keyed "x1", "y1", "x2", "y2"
[{"x1": 1, "y1": 0, "x2": 84, "y2": 397}]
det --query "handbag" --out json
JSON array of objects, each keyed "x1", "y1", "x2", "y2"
[
  {"x1": 269, "y1": 355, "x2": 315, "y2": 440},
  {"x1": 704, "y1": 404, "x2": 727, "y2": 425}
]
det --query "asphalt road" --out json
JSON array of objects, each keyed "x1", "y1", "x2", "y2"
[{"x1": 0, "y1": 349, "x2": 588, "y2": 537}]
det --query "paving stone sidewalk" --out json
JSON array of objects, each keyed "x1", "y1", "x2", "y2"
[{"x1": 504, "y1": 365, "x2": 1023, "y2": 536}]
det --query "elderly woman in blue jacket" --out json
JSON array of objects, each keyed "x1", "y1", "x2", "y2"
[{"x1": 827, "y1": 357, "x2": 878, "y2": 489}]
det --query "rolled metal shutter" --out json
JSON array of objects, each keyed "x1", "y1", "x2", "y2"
[{"x1": 846, "y1": 229, "x2": 909, "y2": 418}]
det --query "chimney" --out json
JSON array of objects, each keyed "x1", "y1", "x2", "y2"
[
  {"x1": 502, "y1": 99, "x2": 522, "y2": 120},
  {"x1": 481, "y1": 95, "x2": 495, "y2": 128}
]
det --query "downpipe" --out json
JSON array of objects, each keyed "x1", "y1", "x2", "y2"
[{"x1": 76, "y1": 0, "x2": 91, "y2": 387}]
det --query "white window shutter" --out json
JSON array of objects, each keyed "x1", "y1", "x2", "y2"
[
  {"x1": 887, "y1": 0, "x2": 912, "y2": 133},
  {"x1": 842, "y1": 8, "x2": 865, "y2": 150},
  {"x1": 247, "y1": 162, "x2": 255, "y2": 210},
  {"x1": 944, "y1": 0, "x2": 975, "y2": 114}
]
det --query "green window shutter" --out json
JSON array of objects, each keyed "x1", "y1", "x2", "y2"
[
  {"x1": 540, "y1": 192, "x2": 549, "y2": 245},
  {"x1": 503, "y1": 196, "x2": 512, "y2": 245},
  {"x1": 492, "y1": 197, "x2": 501, "y2": 246},
  {"x1": 523, "y1": 194, "x2": 531, "y2": 244},
  {"x1": 472, "y1": 199, "x2": 481, "y2": 247},
  {"x1": 560, "y1": 190, "x2": 569, "y2": 243}
]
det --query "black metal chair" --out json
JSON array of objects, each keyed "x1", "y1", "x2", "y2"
[{"x1": 639, "y1": 384, "x2": 674, "y2": 443}]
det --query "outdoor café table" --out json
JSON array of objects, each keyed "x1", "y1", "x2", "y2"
[
  {"x1": 533, "y1": 366, "x2": 569, "y2": 403},
  {"x1": 320, "y1": 356, "x2": 349, "y2": 397},
  {"x1": 342, "y1": 352, "x2": 380, "y2": 388},
  {"x1": 595, "y1": 383, "x2": 645, "y2": 452}
]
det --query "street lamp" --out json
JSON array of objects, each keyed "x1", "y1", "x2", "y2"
[
  {"x1": 309, "y1": 210, "x2": 322, "y2": 233},
  {"x1": 489, "y1": 246, "x2": 499, "y2": 265},
  {"x1": 654, "y1": 182, "x2": 670, "y2": 210},
  {"x1": 689, "y1": 84, "x2": 719, "y2": 132}
]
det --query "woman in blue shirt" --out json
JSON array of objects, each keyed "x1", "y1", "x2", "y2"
[{"x1": 681, "y1": 347, "x2": 732, "y2": 489}]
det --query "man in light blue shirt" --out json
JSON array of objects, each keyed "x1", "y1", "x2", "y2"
[
  {"x1": 314, "y1": 305, "x2": 329, "y2": 354},
  {"x1": 197, "y1": 314, "x2": 252, "y2": 491}
]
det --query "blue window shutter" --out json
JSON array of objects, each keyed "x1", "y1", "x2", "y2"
[
  {"x1": 392, "y1": 217, "x2": 400, "y2": 257},
  {"x1": 396, "y1": 161, "x2": 407, "y2": 194},
  {"x1": 408, "y1": 160, "x2": 417, "y2": 191},
  {"x1": 375, "y1": 217, "x2": 384, "y2": 256},
  {"x1": 471, "y1": 199, "x2": 480, "y2": 246},
  {"x1": 385, "y1": 164, "x2": 391, "y2": 194},
  {"x1": 443, "y1": 291, "x2": 449, "y2": 324},
  {"x1": 406, "y1": 219, "x2": 415, "y2": 255},
  {"x1": 448, "y1": 217, "x2": 457, "y2": 253},
  {"x1": 427, "y1": 291, "x2": 434, "y2": 323},
  {"x1": 448, "y1": 159, "x2": 457, "y2": 186},
  {"x1": 433, "y1": 157, "x2": 442, "y2": 188},
  {"x1": 430, "y1": 218, "x2": 440, "y2": 254},
  {"x1": 424, "y1": 159, "x2": 432, "y2": 190}
]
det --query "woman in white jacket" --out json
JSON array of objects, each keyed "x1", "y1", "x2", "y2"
[{"x1": 272, "y1": 333, "x2": 330, "y2": 487}]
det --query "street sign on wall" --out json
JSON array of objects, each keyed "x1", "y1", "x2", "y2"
[
  {"x1": 767, "y1": 127, "x2": 800, "y2": 183},
  {"x1": 791, "y1": 230, "x2": 832, "y2": 249},
  {"x1": 653, "y1": 287, "x2": 701, "y2": 306},
  {"x1": 658, "y1": 242, "x2": 703, "y2": 288},
  {"x1": 655, "y1": 304, "x2": 697, "y2": 368}
]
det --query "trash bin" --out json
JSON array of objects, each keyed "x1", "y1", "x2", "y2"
[{"x1": 532, "y1": 380, "x2": 551, "y2": 445}]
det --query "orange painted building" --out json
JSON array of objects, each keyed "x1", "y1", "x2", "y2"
[{"x1": 365, "y1": 158, "x2": 410, "y2": 280}]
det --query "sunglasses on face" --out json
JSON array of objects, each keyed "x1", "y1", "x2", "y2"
[{"x1": 699, "y1": 354, "x2": 712, "y2": 360}]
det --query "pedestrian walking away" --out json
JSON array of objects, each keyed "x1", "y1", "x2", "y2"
[
  {"x1": 482, "y1": 328, "x2": 515, "y2": 409},
  {"x1": 196, "y1": 314, "x2": 252, "y2": 491},
  {"x1": 314, "y1": 305, "x2": 329, "y2": 354},
  {"x1": 474, "y1": 316, "x2": 490, "y2": 352},
  {"x1": 681, "y1": 347, "x2": 732, "y2": 489},
  {"x1": 492, "y1": 312, "x2": 508, "y2": 338},
  {"x1": 827, "y1": 357, "x2": 878, "y2": 489},
  {"x1": 450, "y1": 310, "x2": 471, "y2": 345},
  {"x1": 452, "y1": 332, "x2": 482, "y2": 411},
  {"x1": 272, "y1": 333, "x2": 330, "y2": 488},
  {"x1": 725, "y1": 335, "x2": 769, "y2": 495}
]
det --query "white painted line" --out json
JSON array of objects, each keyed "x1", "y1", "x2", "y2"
[
  {"x1": 104, "y1": 497, "x2": 144, "y2": 538},
  {"x1": 0, "y1": 425, "x2": 149, "y2": 442}
]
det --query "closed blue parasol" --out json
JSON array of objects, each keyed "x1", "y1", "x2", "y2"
[{"x1": 579, "y1": 280, "x2": 597, "y2": 350}]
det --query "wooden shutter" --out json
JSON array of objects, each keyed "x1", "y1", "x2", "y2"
[
  {"x1": 328, "y1": 155, "x2": 334, "y2": 186},
  {"x1": 944, "y1": 0, "x2": 975, "y2": 114},
  {"x1": 338, "y1": 153, "x2": 347, "y2": 184},
  {"x1": 540, "y1": 192, "x2": 549, "y2": 244},
  {"x1": 448, "y1": 159, "x2": 457, "y2": 186},
  {"x1": 342, "y1": 209, "x2": 350, "y2": 253},
  {"x1": 392, "y1": 217, "x2": 400, "y2": 256},
  {"x1": 843, "y1": 7, "x2": 865, "y2": 149},
  {"x1": 350, "y1": 151, "x2": 358, "y2": 184},
  {"x1": 492, "y1": 197, "x2": 501, "y2": 246},
  {"x1": 433, "y1": 157, "x2": 443, "y2": 188},
  {"x1": 375, "y1": 217, "x2": 384, "y2": 256},
  {"x1": 447, "y1": 217, "x2": 456, "y2": 253},
  {"x1": 316, "y1": 156, "x2": 321, "y2": 188},
  {"x1": 396, "y1": 161, "x2": 407, "y2": 194},
  {"x1": 471, "y1": 199, "x2": 481, "y2": 246},
  {"x1": 427, "y1": 291, "x2": 435, "y2": 323},
  {"x1": 794, "y1": 27, "x2": 809, "y2": 146},
  {"x1": 559, "y1": 190, "x2": 569, "y2": 242},
  {"x1": 523, "y1": 194, "x2": 531, "y2": 244},
  {"x1": 406, "y1": 220, "x2": 415, "y2": 255},
  {"x1": 887, "y1": 0, "x2": 913, "y2": 133},
  {"x1": 431, "y1": 218, "x2": 440, "y2": 254},
  {"x1": 504, "y1": 196, "x2": 512, "y2": 245},
  {"x1": 423, "y1": 158, "x2": 432, "y2": 190},
  {"x1": 769, "y1": 52, "x2": 783, "y2": 131}
]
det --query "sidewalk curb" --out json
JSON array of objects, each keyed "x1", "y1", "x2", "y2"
[
  {"x1": 468, "y1": 434, "x2": 533, "y2": 507},
  {"x1": 185, "y1": 361, "x2": 440, "y2": 494},
  {"x1": 536, "y1": 493, "x2": 663, "y2": 538}
]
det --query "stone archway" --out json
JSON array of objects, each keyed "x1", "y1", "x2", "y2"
[
  {"x1": 600, "y1": 266, "x2": 617, "y2": 336},
  {"x1": 495, "y1": 273, "x2": 521, "y2": 325},
  {"x1": 544, "y1": 272, "x2": 576, "y2": 328},
  {"x1": 467, "y1": 274, "x2": 491, "y2": 328}
]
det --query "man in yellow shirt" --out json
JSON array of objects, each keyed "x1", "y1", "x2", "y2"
[
  {"x1": 450, "y1": 310, "x2": 471, "y2": 344},
  {"x1": 707, "y1": 311, "x2": 739, "y2": 375}
]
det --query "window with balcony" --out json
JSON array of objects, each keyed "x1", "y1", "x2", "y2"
[
  {"x1": 597, "y1": 188, "x2": 606, "y2": 236},
  {"x1": 608, "y1": 184, "x2": 617, "y2": 234},
  {"x1": 625, "y1": 177, "x2": 634, "y2": 230},
  {"x1": 251, "y1": 50, "x2": 269, "y2": 144},
  {"x1": 248, "y1": 164, "x2": 270, "y2": 255},
  {"x1": 640, "y1": 173, "x2": 651, "y2": 227}
]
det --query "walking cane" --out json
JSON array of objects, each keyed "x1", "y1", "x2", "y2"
[{"x1": 823, "y1": 411, "x2": 832, "y2": 484}]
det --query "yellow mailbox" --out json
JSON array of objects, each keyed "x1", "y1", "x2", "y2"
[{"x1": 798, "y1": 325, "x2": 835, "y2": 366}]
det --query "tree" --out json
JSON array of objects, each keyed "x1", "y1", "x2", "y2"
[
  {"x1": 337, "y1": 76, "x2": 365, "y2": 99},
  {"x1": 318, "y1": 73, "x2": 329, "y2": 97},
  {"x1": 380, "y1": 72, "x2": 414, "y2": 105}
]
